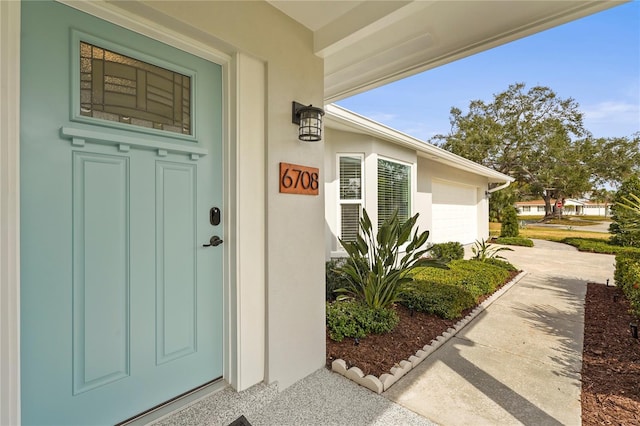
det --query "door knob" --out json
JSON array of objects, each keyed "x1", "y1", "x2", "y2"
[{"x1": 203, "y1": 236, "x2": 223, "y2": 247}]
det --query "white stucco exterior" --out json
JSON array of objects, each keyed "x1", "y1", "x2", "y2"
[{"x1": 324, "y1": 105, "x2": 512, "y2": 258}]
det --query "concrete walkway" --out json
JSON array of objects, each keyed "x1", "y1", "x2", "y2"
[
  {"x1": 383, "y1": 240, "x2": 615, "y2": 425},
  {"x1": 153, "y1": 240, "x2": 614, "y2": 426}
]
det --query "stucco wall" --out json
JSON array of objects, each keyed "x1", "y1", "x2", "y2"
[
  {"x1": 324, "y1": 127, "x2": 417, "y2": 257},
  {"x1": 119, "y1": 1, "x2": 326, "y2": 390},
  {"x1": 325, "y1": 127, "x2": 492, "y2": 258}
]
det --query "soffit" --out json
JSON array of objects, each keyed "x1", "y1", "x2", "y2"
[{"x1": 266, "y1": 0, "x2": 625, "y2": 102}]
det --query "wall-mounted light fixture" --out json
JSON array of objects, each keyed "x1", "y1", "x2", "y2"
[{"x1": 292, "y1": 101, "x2": 324, "y2": 142}]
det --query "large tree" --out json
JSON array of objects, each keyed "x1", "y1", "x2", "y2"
[{"x1": 432, "y1": 83, "x2": 640, "y2": 217}]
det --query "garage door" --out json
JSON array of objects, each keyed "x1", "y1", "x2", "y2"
[{"x1": 431, "y1": 180, "x2": 478, "y2": 244}]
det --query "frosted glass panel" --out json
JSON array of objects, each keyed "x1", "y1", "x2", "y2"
[{"x1": 80, "y1": 41, "x2": 191, "y2": 135}]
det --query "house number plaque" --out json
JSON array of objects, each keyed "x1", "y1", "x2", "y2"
[{"x1": 279, "y1": 162, "x2": 319, "y2": 195}]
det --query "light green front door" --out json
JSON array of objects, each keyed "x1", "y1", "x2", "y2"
[{"x1": 21, "y1": 2, "x2": 224, "y2": 424}]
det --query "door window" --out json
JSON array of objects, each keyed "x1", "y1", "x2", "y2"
[{"x1": 80, "y1": 41, "x2": 192, "y2": 135}]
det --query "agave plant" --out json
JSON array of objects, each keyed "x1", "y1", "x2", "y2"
[
  {"x1": 471, "y1": 238, "x2": 513, "y2": 262},
  {"x1": 336, "y1": 208, "x2": 441, "y2": 310}
]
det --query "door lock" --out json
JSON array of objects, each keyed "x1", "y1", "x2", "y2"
[
  {"x1": 203, "y1": 236, "x2": 223, "y2": 247},
  {"x1": 210, "y1": 207, "x2": 221, "y2": 226}
]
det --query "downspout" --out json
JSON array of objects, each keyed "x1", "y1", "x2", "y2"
[{"x1": 487, "y1": 180, "x2": 512, "y2": 194}]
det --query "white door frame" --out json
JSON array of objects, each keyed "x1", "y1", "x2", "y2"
[
  {"x1": 1, "y1": 1, "x2": 267, "y2": 422},
  {"x1": 0, "y1": 1, "x2": 22, "y2": 423}
]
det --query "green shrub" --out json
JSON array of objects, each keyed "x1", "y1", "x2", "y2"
[
  {"x1": 475, "y1": 258, "x2": 518, "y2": 272},
  {"x1": 614, "y1": 252, "x2": 640, "y2": 318},
  {"x1": 495, "y1": 237, "x2": 534, "y2": 247},
  {"x1": 401, "y1": 282, "x2": 476, "y2": 319},
  {"x1": 326, "y1": 300, "x2": 399, "y2": 342},
  {"x1": 410, "y1": 260, "x2": 509, "y2": 303},
  {"x1": 562, "y1": 238, "x2": 640, "y2": 255},
  {"x1": 453, "y1": 260, "x2": 509, "y2": 296},
  {"x1": 430, "y1": 242, "x2": 464, "y2": 263},
  {"x1": 500, "y1": 206, "x2": 520, "y2": 237},
  {"x1": 326, "y1": 259, "x2": 348, "y2": 301}
]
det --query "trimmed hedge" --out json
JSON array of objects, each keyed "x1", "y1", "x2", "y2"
[
  {"x1": 405, "y1": 260, "x2": 510, "y2": 319},
  {"x1": 430, "y1": 242, "x2": 464, "y2": 263},
  {"x1": 326, "y1": 300, "x2": 399, "y2": 342},
  {"x1": 495, "y1": 237, "x2": 534, "y2": 247},
  {"x1": 473, "y1": 257, "x2": 518, "y2": 272},
  {"x1": 562, "y1": 238, "x2": 640, "y2": 255},
  {"x1": 614, "y1": 252, "x2": 640, "y2": 318},
  {"x1": 402, "y1": 282, "x2": 476, "y2": 319}
]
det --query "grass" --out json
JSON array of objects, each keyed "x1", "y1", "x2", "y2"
[
  {"x1": 562, "y1": 238, "x2": 640, "y2": 255},
  {"x1": 544, "y1": 218, "x2": 602, "y2": 226},
  {"x1": 489, "y1": 222, "x2": 610, "y2": 241}
]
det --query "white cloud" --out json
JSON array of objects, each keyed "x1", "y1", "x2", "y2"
[
  {"x1": 583, "y1": 101, "x2": 639, "y2": 121},
  {"x1": 583, "y1": 101, "x2": 640, "y2": 137}
]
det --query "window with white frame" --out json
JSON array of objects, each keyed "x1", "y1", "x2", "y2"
[
  {"x1": 338, "y1": 154, "x2": 364, "y2": 243},
  {"x1": 377, "y1": 157, "x2": 410, "y2": 226},
  {"x1": 522, "y1": 206, "x2": 531, "y2": 212}
]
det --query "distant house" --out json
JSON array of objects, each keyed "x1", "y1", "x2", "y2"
[{"x1": 515, "y1": 199, "x2": 611, "y2": 216}]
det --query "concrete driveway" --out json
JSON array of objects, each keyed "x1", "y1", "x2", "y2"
[{"x1": 383, "y1": 240, "x2": 615, "y2": 425}]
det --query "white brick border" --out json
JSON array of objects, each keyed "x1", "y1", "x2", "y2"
[{"x1": 331, "y1": 271, "x2": 528, "y2": 393}]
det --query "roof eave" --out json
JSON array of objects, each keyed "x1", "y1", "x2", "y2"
[{"x1": 325, "y1": 104, "x2": 514, "y2": 184}]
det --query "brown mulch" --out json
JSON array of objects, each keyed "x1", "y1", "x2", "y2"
[
  {"x1": 581, "y1": 283, "x2": 640, "y2": 425},
  {"x1": 326, "y1": 276, "x2": 640, "y2": 425},
  {"x1": 325, "y1": 270, "x2": 519, "y2": 377},
  {"x1": 326, "y1": 304, "x2": 458, "y2": 377}
]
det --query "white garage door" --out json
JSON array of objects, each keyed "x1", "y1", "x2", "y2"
[{"x1": 431, "y1": 180, "x2": 478, "y2": 244}]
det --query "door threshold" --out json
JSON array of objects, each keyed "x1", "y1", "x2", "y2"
[{"x1": 119, "y1": 378, "x2": 227, "y2": 426}]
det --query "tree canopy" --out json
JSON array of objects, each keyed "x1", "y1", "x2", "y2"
[{"x1": 432, "y1": 82, "x2": 640, "y2": 217}]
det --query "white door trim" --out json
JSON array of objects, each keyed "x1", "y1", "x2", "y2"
[{"x1": 0, "y1": 1, "x2": 21, "y2": 423}]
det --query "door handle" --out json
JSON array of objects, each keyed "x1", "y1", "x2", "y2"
[{"x1": 203, "y1": 236, "x2": 223, "y2": 247}]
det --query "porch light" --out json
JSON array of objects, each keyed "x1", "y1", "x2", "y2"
[{"x1": 292, "y1": 101, "x2": 324, "y2": 142}]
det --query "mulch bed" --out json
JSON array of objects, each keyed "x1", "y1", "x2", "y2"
[
  {"x1": 326, "y1": 276, "x2": 640, "y2": 425},
  {"x1": 326, "y1": 304, "x2": 458, "y2": 377},
  {"x1": 325, "y1": 270, "x2": 519, "y2": 377},
  {"x1": 581, "y1": 283, "x2": 640, "y2": 425}
]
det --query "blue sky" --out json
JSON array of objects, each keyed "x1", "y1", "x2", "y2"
[{"x1": 336, "y1": 1, "x2": 640, "y2": 141}]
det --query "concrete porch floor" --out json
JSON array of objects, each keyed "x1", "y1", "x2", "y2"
[{"x1": 150, "y1": 368, "x2": 434, "y2": 426}]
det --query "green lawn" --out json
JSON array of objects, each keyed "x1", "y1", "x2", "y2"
[{"x1": 489, "y1": 222, "x2": 610, "y2": 241}]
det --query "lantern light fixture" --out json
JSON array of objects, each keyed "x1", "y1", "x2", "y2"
[{"x1": 292, "y1": 101, "x2": 324, "y2": 142}]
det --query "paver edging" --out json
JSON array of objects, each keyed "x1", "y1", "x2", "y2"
[{"x1": 331, "y1": 270, "x2": 528, "y2": 394}]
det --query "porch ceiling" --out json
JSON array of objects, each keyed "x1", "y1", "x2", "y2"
[{"x1": 267, "y1": 0, "x2": 625, "y2": 102}]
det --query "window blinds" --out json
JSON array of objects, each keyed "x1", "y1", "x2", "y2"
[
  {"x1": 339, "y1": 156, "x2": 362, "y2": 200},
  {"x1": 377, "y1": 158, "x2": 409, "y2": 226},
  {"x1": 339, "y1": 155, "x2": 362, "y2": 243},
  {"x1": 341, "y1": 204, "x2": 360, "y2": 242}
]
